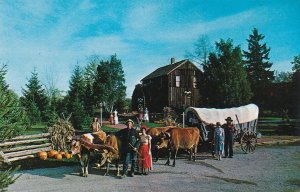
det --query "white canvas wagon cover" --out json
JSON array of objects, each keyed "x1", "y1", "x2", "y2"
[{"x1": 185, "y1": 104, "x2": 259, "y2": 125}]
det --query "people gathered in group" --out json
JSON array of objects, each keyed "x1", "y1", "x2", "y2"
[{"x1": 85, "y1": 116, "x2": 236, "y2": 179}]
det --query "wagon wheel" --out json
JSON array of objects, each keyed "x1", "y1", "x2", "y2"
[{"x1": 240, "y1": 130, "x2": 257, "y2": 154}]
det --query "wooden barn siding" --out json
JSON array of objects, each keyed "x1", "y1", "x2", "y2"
[
  {"x1": 143, "y1": 76, "x2": 169, "y2": 112},
  {"x1": 168, "y1": 62, "x2": 201, "y2": 109}
]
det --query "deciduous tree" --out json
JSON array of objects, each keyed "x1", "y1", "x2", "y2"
[
  {"x1": 202, "y1": 39, "x2": 252, "y2": 108},
  {"x1": 93, "y1": 54, "x2": 126, "y2": 113}
]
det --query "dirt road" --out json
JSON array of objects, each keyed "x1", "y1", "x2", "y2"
[{"x1": 8, "y1": 143, "x2": 300, "y2": 192}]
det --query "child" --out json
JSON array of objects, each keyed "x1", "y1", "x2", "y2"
[{"x1": 214, "y1": 122, "x2": 225, "y2": 160}]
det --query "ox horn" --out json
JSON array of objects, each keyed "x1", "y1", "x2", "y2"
[
  {"x1": 98, "y1": 153, "x2": 108, "y2": 167},
  {"x1": 164, "y1": 132, "x2": 171, "y2": 139}
]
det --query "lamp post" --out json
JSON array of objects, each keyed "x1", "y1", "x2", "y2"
[{"x1": 99, "y1": 102, "x2": 103, "y2": 126}]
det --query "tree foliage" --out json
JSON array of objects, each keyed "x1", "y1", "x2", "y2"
[
  {"x1": 65, "y1": 65, "x2": 87, "y2": 129},
  {"x1": 185, "y1": 35, "x2": 212, "y2": 67},
  {"x1": 291, "y1": 55, "x2": 300, "y2": 73},
  {"x1": 243, "y1": 28, "x2": 274, "y2": 107},
  {"x1": 21, "y1": 69, "x2": 48, "y2": 123},
  {"x1": 273, "y1": 71, "x2": 292, "y2": 83},
  {"x1": 202, "y1": 39, "x2": 252, "y2": 108},
  {"x1": 93, "y1": 54, "x2": 126, "y2": 112},
  {"x1": 0, "y1": 65, "x2": 28, "y2": 191},
  {"x1": 131, "y1": 84, "x2": 144, "y2": 111}
]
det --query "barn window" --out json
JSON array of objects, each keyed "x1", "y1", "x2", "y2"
[
  {"x1": 176, "y1": 76, "x2": 180, "y2": 87},
  {"x1": 193, "y1": 76, "x2": 197, "y2": 88}
]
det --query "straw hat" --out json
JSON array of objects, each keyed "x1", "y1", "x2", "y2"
[{"x1": 125, "y1": 119, "x2": 134, "y2": 125}]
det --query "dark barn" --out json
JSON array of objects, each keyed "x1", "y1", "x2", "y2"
[{"x1": 133, "y1": 58, "x2": 202, "y2": 112}]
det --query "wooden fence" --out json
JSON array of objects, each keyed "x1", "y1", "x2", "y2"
[{"x1": 0, "y1": 133, "x2": 52, "y2": 164}]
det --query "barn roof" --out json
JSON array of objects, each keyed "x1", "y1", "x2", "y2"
[{"x1": 142, "y1": 59, "x2": 194, "y2": 81}]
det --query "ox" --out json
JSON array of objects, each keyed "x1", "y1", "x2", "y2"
[
  {"x1": 147, "y1": 126, "x2": 176, "y2": 162},
  {"x1": 156, "y1": 127, "x2": 200, "y2": 167},
  {"x1": 70, "y1": 132, "x2": 110, "y2": 177},
  {"x1": 98, "y1": 134, "x2": 122, "y2": 176}
]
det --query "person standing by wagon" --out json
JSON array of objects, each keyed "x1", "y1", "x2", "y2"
[
  {"x1": 223, "y1": 117, "x2": 236, "y2": 158},
  {"x1": 117, "y1": 119, "x2": 139, "y2": 178},
  {"x1": 214, "y1": 122, "x2": 225, "y2": 160},
  {"x1": 137, "y1": 125, "x2": 152, "y2": 175}
]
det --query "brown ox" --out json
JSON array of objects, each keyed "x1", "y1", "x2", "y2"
[
  {"x1": 147, "y1": 126, "x2": 176, "y2": 162},
  {"x1": 99, "y1": 134, "x2": 122, "y2": 176},
  {"x1": 157, "y1": 127, "x2": 200, "y2": 167},
  {"x1": 70, "y1": 132, "x2": 112, "y2": 177},
  {"x1": 146, "y1": 126, "x2": 176, "y2": 137}
]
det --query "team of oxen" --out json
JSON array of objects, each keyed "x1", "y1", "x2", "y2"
[{"x1": 71, "y1": 126, "x2": 200, "y2": 177}]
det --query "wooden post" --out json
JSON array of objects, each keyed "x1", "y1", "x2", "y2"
[{"x1": 183, "y1": 112, "x2": 185, "y2": 128}]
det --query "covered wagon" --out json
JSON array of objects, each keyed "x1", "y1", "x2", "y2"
[{"x1": 185, "y1": 104, "x2": 259, "y2": 153}]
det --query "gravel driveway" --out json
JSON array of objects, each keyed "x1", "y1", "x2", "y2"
[{"x1": 8, "y1": 143, "x2": 300, "y2": 192}]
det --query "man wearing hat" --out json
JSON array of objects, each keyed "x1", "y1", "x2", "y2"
[
  {"x1": 223, "y1": 117, "x2": 236, "y2": 158},
  {"x1": 117, "y1": 119, "x2": 140, "y2": 178}
]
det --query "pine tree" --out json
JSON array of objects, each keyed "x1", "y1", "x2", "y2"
[
  {"x1": 290, "y1": 55, "x2": 300, "y2": 118},
  {"x1": 202, "y1": 39, "x2": 252, "y2": 108},
  {"x1": 82, "y1": 59, "x2": 99, "y2": 116},
  {"x1": 21, "y1": 68, "x2": 48, "y2": 123},
  {"x1": 0, "y1": 65, "x2": 9, "y2": 90},
  {"x1": 243, "y1": 28, "x2": 274, "y2": 107},
  {"x1": 66, "y1": 65, "x2": 87, "y2": 129},
  {"x1": 0, "y1": 65, "x2": 28, "y2": 191}
]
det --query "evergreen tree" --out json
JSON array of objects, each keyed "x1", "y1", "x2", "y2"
[
  {"x1": 243, "y1": 28, "x2": 274, "y2": 107},
  {"x1": 82, "y1": 59, "x2": 98, "y2": 116},
  {"x1": 0, "y1": 65, "x2": 28, "y2": 191},
  {"x1": 66, "y1": 65, "x2": 87, "y2": 129},
  {"x1": 131, "y1": 84, "x2": 144, "y2": 111},
  {"x1": 202, "y1": 39, "x2": 252, "y2": 108},
  {"x1": 291, "y1": 55, "x2": 300, "y2": 72},
  {"x1": 21, "y1": 68, "x2": 48, "y2": 123},
  {"x1": 290, "y1": 55, "x2": 300, "y2": 118},
  {"x1": 83, "y1": 82, "x2": 94, "y2": 116},
  {"x1": 0, "y1": 65, "x2": 9, "y2": 90},
  {"x1": 93, "y1": 54, "x2": 126, "y2": 112}
]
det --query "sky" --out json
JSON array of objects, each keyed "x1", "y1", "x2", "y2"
[{"x1": 0, "y1": 0, "x2": 299, "y2": 97}]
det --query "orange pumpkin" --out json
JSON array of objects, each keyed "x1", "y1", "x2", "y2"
[
  {"x1": 55, "y1": 153, "x2": 63, "y2": 160},
  {"x1": 59, "y1": 151, "x2": 66, "y2": 156},
  {"x1": 38, "y1": 151, "x2": 47, "y2": 160},
  {"x1": 48, "y1": 150, "x2": 58, "y2": 158},
  {"x1": 65, "y1": 153, "x2": 72, "y2": 159}
]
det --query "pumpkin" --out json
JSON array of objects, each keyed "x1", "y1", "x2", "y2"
[
  {"x1": 59, "y1": 151, "x2": 66, "y2": 156},
  {"x1": 55, "y1": 153, "x2": 63, "y2": 160},
  {"x1": 38, "y1": 151, "x2": 47, "y2": 160},
  {"x1": 48, "y1": 150, "x2": 58, "y2": 158},
  {"x1": 65, "y1": 153, "x2": 72, "y2": 159}
]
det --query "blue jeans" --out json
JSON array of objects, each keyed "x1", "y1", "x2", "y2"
[{"x1": 123, "y1": 152, "x2": 137, "y2": 174}]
